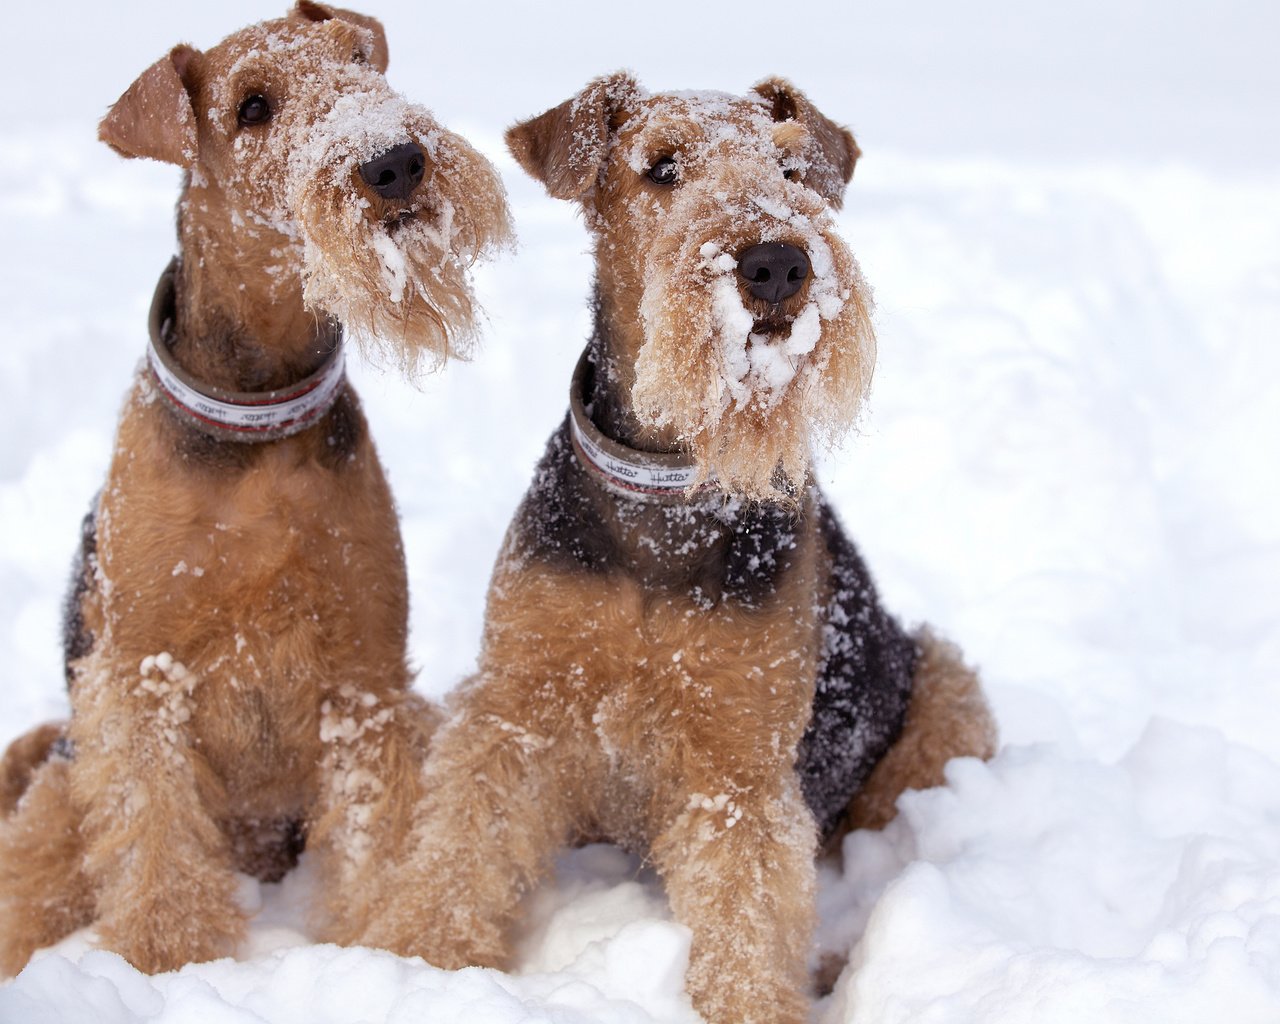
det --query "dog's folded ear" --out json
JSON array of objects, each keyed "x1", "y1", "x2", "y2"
[
  {"x1": 293, "y1": 1, "x2": 390, "y2": 72},
  {"x1": 99, "y1": 46, "x2": 199, "y2": 168},
  {"x1": 506, "y1": 71, "x2": 641, "y2": 200},
  {"x1": 753, "y1": 78, "x2": 860, "y2": 208}
]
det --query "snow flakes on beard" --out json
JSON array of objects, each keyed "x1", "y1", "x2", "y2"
[
  {"x1": 287, "y1": 81, "x2": 512, "y2": 377},
  {"x1": 633, "y1": 162, "x2": 876, "y2": 502}
]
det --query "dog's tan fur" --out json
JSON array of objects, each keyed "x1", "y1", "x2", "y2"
[
  {"x1": 0, "y1": 722, "x2": 62, "y2": 818},
  {"x1": 363, "y1": 559, "x2": 826, "y2": 1023},
  {"x1": 843, "y1": 630, "x2": 995, "y2": 834},
  {"x1": 354, "y1": 75, "x2": 995, "y2": 1024},
  {"x1": 0, "y1": 2, "x2": 509, "y2": 977},
  {"x1": 504, "y1": 75, "x2": 874, "y2": 502}
]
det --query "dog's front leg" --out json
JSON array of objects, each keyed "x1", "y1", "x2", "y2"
[
  {"x1": 653, "y1": 775, "x2": 817, "y2": 1024},
  {"x1": 71, "y1": 652, "x2": 244, "y2": 973},
  {"x1": 307, "y1": 685, "x2": 438, "y2": 944},
  {"x1": 357, "y1": 700, "x2": 574, "y2": 969}
]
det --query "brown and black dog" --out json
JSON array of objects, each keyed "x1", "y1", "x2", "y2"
[
  {"x1": 356, "y1": 75, "x2": 995, "y2": 1024},
  {"x1": 0, "y1": 2, "x2": 510, "y2": 976}
]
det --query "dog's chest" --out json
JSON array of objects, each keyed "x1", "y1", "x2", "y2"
[
  {"x1": 116, "y1": 502, "x2": 347, "y2": 795},
  {"x1": 103, "y1": 467, "x2": 357, "y2": 639},
  {"x1": 486, "y1": 558, "x2": 823, "y2": 786},
  {"x1": 91, "y1": 415, "x2": 405, "y2": 791},
  {"x1": 592, "y1": 590, "x2": 818, "y2": 742}
]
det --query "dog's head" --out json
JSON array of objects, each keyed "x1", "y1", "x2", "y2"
[
  {"x1": 100, "y1": 1, "x2": 512, "y2": 374},
  {"x1": 508, "y1": 74, "x2": 873, "y2": 501}
]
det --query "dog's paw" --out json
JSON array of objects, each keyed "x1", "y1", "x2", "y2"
[
  {"x1": 102, "y1": 902, "x2": 243, "y2": 975},
  {"x1": 356, "y1": 895, "x2": 506, "y2": 971},
  {"x1": 97, "y1": 857, "x2": 244, "y2": 974}
]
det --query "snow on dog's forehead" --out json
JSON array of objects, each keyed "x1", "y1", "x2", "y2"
[
  {"x1": 200, "y1": 18, "x2": 442, "y2": 180},
  {"x1": 216, "y1": 12, "x2": 377, "y2": 64},
  {"x1": 619, "y1": 90, "x2": 780, "y2": 171},
  {"x1": 204, "y1": 17, "x2": 381, "y2": 115}
]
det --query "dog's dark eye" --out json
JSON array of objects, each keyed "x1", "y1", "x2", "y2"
[
  {"x1": 352, "y1": 46, "x2": 368, "y2": 64},
  {"x1": 237, "y1": 95, "x2": 272, "y2": 128},
  {"x1": 783, "y1": 168, "x2": 799, "y2": 181},
  {"x1": 647, "y1": 157, "x2": 678, "y2": 186}
]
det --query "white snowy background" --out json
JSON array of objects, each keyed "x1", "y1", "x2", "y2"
[{"x1": 2, "y1": 1, "x2": 1279, "y2": 1021}]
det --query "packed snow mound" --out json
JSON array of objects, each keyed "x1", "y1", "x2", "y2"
[
  {"x1": 822, "y1": 720, "x2": 1280, "y2": 1023},
  {"x1": 0, "y1": 844, "x2": 702, "y2": 1024},
  {"x1": 1, "y1": 938, "x2": 697, "y2": 1024}
]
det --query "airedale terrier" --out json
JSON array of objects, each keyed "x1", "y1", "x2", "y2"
[
  {"x1": 0, "y1": 1, "x2": 510, "y2": 976},
  {"x1": 355, "y1": 74, "x2": 995, "y2": 1024}
]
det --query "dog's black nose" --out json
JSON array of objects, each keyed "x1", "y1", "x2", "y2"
[
  {"x1": 737, "y1": 242, "x2": 810, "y2": 304},
  {"x1": 359, "y1": 142, "x2": 427, "y2": 201}
]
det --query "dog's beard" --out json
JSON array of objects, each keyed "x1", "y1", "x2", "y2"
[
  {"x1": 633, "y1": 176, "x2": 875, "y2": 501},
  {"x1": 289, "y1": 94, "x2": 512, "y2": 376}
]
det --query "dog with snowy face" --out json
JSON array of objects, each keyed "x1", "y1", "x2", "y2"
[
  {"x1": 355, "y1": 74, "x2": 995, "y2": 1024},
  {"x1": 0, "y1": 1, "x2": 510, "y2": 976}
]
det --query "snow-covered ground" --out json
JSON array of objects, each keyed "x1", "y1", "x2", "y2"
[{"x1": 3, "y1": 1, "x2": 1279, "y2": 1021}]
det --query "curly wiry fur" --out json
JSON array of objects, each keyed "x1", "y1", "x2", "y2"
[
  {"x1": 0, "y1": 1, "x2": 508, "y2": 977},
  {"x1": 508, "y1": 73, "x2": 872, "y2": 501},
  {"x1": 294, "y1": 107, "x2": 512, "y2": 373},
  {"x1": 632, "y1": 155, "x2": 875, "y2": 496},
  {"x1": 352, "y1": 75, "x2": 996, "y2": 1024}
]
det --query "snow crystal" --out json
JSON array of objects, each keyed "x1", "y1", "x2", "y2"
[
  {"x1": 686, "y1": 792, "x2": 745, "y2": 830},
  {"x1": 368, "y1": 227, "x2": 409, "y2": 305},
  {"x1": 318, "y1": 699, "x2": 392, "y2": 745},
  {"x1": 129, "y1": 653, "x2": 197, "y2": 753}
]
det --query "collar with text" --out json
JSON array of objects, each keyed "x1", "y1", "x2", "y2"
[
  {"x1": 146, "y1": 260, "x2": 345, "y2": 443},
  {"x1": 568, "y1": 347, "x2": 717, "y2": 502}
]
